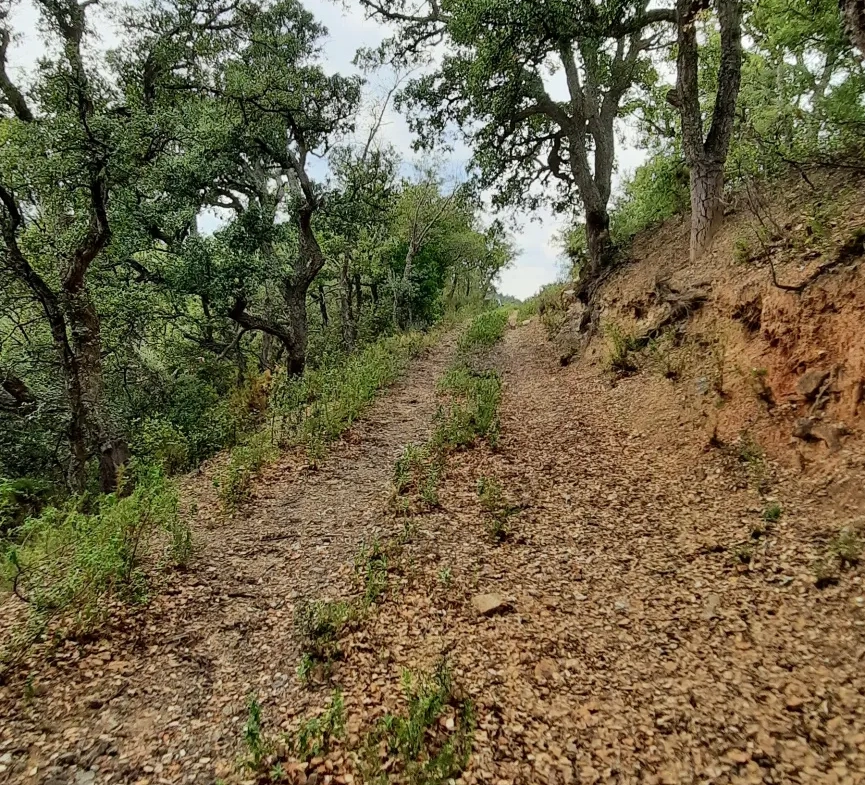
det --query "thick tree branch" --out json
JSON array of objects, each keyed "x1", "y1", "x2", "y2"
[{"x1": 0, "y1": 22, "x2": 33, "y2": 121}]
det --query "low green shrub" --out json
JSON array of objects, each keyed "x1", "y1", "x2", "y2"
[
  {"x1": 274, "y1": 332, "x2": 427, "y2": 459},
  {"x1": 2, "y1": 466, "x2": 189, "y2": 638},
  {"x1": 216, "y1": 432, "x2": 277, "y2": 511},
  {"x1": 535, "y1": 283, "x2": 568, "y2": 339},
  {"x1": 292, "y1": 689, "x2": 346, "y2": 760},
  {"x1": 477, "y1": 476, "x2": 518, "y2": 542},
  {"x1": 130, "y1": 417, "x2": 191, "y2": 476},
  {"x1": 456, "y1": 308, "x2": 508, "y2": 354},
  {"x1": 762, "y1": 501, "x2": 782, "y2": 522},
  {"x1": 0, "y1": 477, "x2": 52, "y2": 538},
  {"x1": 354, "y1": 539, "x2": 390, "y2": 607},
  {"x1": 435, "y1": 368, "x2": 502, "y2": 450},
  {"x1": 293, "y1": 597, "x2": 354, "y2": 663},
  {"x1": 603, "y1": 323, "x2": 640, "y2": 375},
  {"x1": 392, "y1": 443, "x2": 443, "y2": 512},
  {"x1": 361, "y1": 661, "x2": 475, "y2": 784},
  {"x1": 242, "y1": 689, "x2": 346, "y2": 775}
]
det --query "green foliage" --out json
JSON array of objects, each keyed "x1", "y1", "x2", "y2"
[
  {"x1": 732, "y1": 543, "x2": 755, "y2": 565},
  {"x1": 391, "y1": 312, "x2": 506, "y2": 517},
  {"x1": 477, "y1": 476, "x2": 518, "y2": 542},
  {"x1": 814, "y1": 524, "x2": 864, "y2": 587},
  {"x1": 0, "y1": 0, "x2": 510, "y2": 513},
  {"x1": 362, "y1": 661, "x2": 474, "y2": 785},
  {"x1": 273, "y1": 332, "x2": 428, "y2": 460},
  {"x1": 354, "y1": 539, "x2": 390, "y2": 607},
  {"x1": 130, "y1": 418, "x2": 192, "y2": 477},
  {"x1": 603, "y1": 323, "x2": 640, "y2": 376},
  {"x1": 609, "y1": 152, "x2": 691, "y2": 245},
  {"x1": 243, "y1": 689, "x2": 346, "y2": 774},
  {"x1": 293, "y1": 598, "x2": 354, "y2": 664},
  {"x1": 216, "y1": 433, "x2": 277, "y2": 512},
  {"x1": 392, "y1": 443, "x2": 443, "y2": 512},
  {"x1": 456, "y1": 308, "x2": 508, "y2": 355},
  {"x1": 292, "y1": 690, "x2": 346, "y2": 760},
  {"x1": 532, "y1": 284, "x2": 568, "y2": 339},
  {"x1": 762, "y1": 502, "x2": 782, "y2": 523},
  {"x1": 2, "y1": 467, "x2": 189, "y2": 637},
  {"x1": 243, "y1": 694, "x2": 270, "y2": 770},
  {"x1": 434, "y1": 369, "x2": 502, "y2": 451},
  {"x1": 0, "y1": 478, "x2": 52, "y2": 538},
  {"x1": 830, "y1": 527, "x2": 863, "y2": 568}
]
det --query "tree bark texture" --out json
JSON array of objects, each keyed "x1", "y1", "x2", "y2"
[{"x1": 675, "y1": 0, "x2": 742, "y2": 262}]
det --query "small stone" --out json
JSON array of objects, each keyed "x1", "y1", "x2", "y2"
[
  {"x1": 726, "y1": 749, "x2": 751, "y2": 764},
  {"x1": 796, "y1": 368, "x2": 829, "y2": 399},
  {"x1": 701, "y1": 593, "x2": 721, "y2": 620},
  {"x1": 74, "y1": 769, "x2": 96, "y2": 785},
  {"x1": 472, "y1": 593, "x2": 510, "y2": 616},
  {"x1": 534, "y1": 658, "x2": 559, "y2": 682}
]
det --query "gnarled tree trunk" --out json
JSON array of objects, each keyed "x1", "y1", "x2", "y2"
[
  {"x1": 688, "y1": 159, "x2": 725, "y2": 262},
  {"x1": 64, "y1": 288, "x2": 129, "y2": 493},
  {"x1": 584, "y1": 208, "x2": 614, "y2": 280},
  {"x1": 842, "y1": 0, "x2": 865, "y2": 58},
  {"x1": 283, "y1": 287, "x2": 309, "y2": 376},
  {"x1": 674, "y1": 0, "x2": 742, "y2": 263}
]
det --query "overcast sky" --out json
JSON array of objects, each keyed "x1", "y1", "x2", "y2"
[{"x1": 5, "y1": 0, "x2": 646, "y2": 300}]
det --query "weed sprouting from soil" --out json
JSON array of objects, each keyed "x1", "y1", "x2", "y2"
[
  {"x1": 360, "y1": 660, "x2": 475, "y2": 784},
  {"x1": 477, "y1": 476, "x2": 519, "y2": 542}
]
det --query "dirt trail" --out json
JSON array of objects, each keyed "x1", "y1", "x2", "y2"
[
  {"x1": 334, "y1": 321, "x2": 865, "y2": 785},
  {"x1": 3, "y1": 321, "x2": 865, "y2": 785},
  {"x1": 0, "y1": 338, "x2": 455, "y2": 784}
]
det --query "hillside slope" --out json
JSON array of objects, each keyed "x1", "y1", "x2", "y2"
[{"x1": 551, "y1": 170, "x2": 865, "y2": 496}]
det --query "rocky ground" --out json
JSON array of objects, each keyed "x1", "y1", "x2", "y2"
[{"x1": 2, "y1": 320, "x2": 864, "y2": 785}]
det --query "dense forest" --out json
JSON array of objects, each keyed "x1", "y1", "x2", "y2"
[{"x1": 0, "y1": 0, "x2": 514, "y2": 503}]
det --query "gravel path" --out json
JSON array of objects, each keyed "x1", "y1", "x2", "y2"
[
  {"x1": 336, "y1": 320, "x2": 865, "y2": 785},
  {"x1": 0, "y1": 338, "x2": 455, "y2": 784},
  {"x1": 3, "y1": 321, "x2": 865, "y2": 785}
]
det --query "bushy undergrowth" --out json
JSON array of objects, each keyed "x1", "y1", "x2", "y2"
[
  {"x1": 215, "y1": 431, "x2": 278, "y2": 511},
  {"x1": 0, "y1": 477, "x2": 52, "y2": 538},
  {"x1": 361, "y1": 661, "x2": 475, "y2": 785},
  {"x1": 439, "y1": 309, "x2": 506, "y2": 448},
  {"x1": 215, "y1": 331, "x2": 429, "y2": 511},
  {"x1": 477, "y1": 476, "x2": 519, "y2": 542},
  {"x1": 1, "y1": 466, "x2": 190, "y2": 662},
  {"x1": 456, "y1": 308, "x2": 508, "y2": 354},
  {"x1": 242, "y1": 689, "x2": 346, "y2": 776},
  {"x1": 434, "y1": 367, "x2": 502, "y2": 450},
  {"x1": 603, "y1": 322, "x2": 641, "y2": 375},
  {"x1": 274, "y1": 332, "x2": 427, "y2": 456},
  {"x1": 533, "y1": 283, "x2": 568, "y2": 338},
  {"x1": 391, "y1": 311, "x2": 506, "y2": 518}
]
